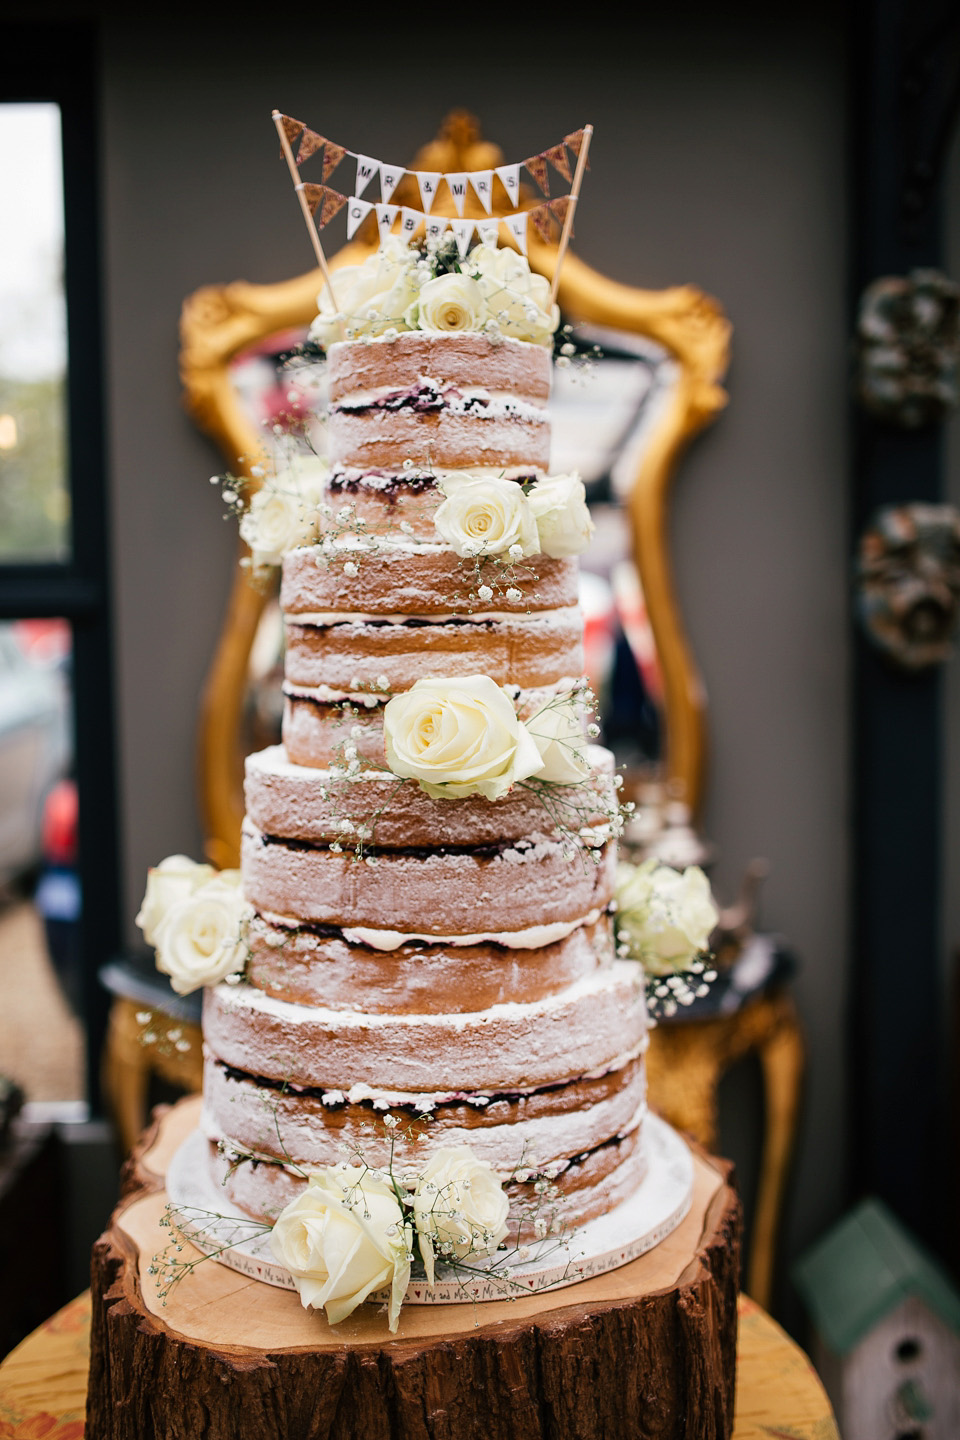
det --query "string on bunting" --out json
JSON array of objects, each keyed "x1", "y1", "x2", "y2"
[
  {"x1": 276, "y1": 113, "x2": 589, "y2": 216},
  {"x1": 274, "y1": 113, "x2": 593, "y2": 300}
]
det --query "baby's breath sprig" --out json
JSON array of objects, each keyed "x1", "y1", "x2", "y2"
[
  {"x1": 448, "y1": 542, "x2": 543, "y2": 612},
  {"x1": 149, "y1": 1205, "x2": 272, "y2": 1306},
  {"x1": 637, "y1": 958, "x2": 719, "y2": 1020}
]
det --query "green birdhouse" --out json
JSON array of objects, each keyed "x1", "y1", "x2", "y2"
[{"x1": 793, "y1": 1198, "x2": 960, "y2": 1440}]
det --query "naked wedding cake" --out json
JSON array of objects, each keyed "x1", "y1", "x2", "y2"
[{"x1": 135, "y1": 231, "x2": 719, "y2": 1333}]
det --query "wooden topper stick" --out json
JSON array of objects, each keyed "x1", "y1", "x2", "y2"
[
  {"x1": 271, "y1": 109, "x2": 340, "y2": 319},
  {"x1": 548, "y1": 123, "x2": 593, "y2": 307}
]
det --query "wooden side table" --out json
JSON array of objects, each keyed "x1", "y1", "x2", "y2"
[
  {"x1": 99, "y1": 961, "x2": 203, "y2": 1155},
  {"x1": 646, "y1": 940, "x2": 805, "y2": 1309}
]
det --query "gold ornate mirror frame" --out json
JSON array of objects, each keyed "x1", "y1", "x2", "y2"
[{"x1": 180, "y1": 114, "x2": 731, "y2": 869}]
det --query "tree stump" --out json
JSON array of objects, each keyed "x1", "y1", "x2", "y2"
[{"x1": 87, "y1": 1097, "x2": 741, "y2": 1440}]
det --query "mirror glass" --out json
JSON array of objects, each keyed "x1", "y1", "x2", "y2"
[{"x1": 226, "y1": 321, "x2": 679, "y2": 786}]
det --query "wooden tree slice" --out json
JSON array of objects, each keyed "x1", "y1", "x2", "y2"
[{"x1": 87, "y1": 1097, "x2": 741, "y2": 1440}]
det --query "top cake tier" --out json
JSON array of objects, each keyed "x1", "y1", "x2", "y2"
[{"x1": 325, "y1": 332, "x2": 552, "y2": 472}]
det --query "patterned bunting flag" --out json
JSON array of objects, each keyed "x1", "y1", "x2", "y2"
[
  {"x1": 280, "y1": 114, "x2": 304, "y2": 146},
  {"x1": 301, "y1": 185, "x2": 348, "y2": 228},
  {"x1": 523, "y1": 153, "x2": 550, "y2": 197},
  {"x1": 321, "y1": 141, "x2": 347, "y2": 183},
  {"x1": 549, "y1": 196, "x2": 573, "y2": 235},
  {"x1": 529, "y1": 203, "x2": 554, "y2": 243},
  {"x1": 297, "y1": 128, "x2": 324, "y2": 165},
  {"x1": 544, "y1": 143, "x2": 572, "y2": 183},
  {"x1": 319, "y1": 189, "x2": 347, "y2": 228},
  {"x1": 563, "y1": 129, "x2": 590, "y2": 170},
  {"x1": 300, "y1": 183, "x2": 326, "y2": 215}
]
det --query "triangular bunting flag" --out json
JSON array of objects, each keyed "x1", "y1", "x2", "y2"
[
  {"x1": 544, "y1": 143, "x2": 572, "y2": 183},
  {"x1": 469, "y1": 170, "x2": 494, "y2": 214},
  {"x1": 297, "y1": 128, "x2": 324, "y2": 165},
  {"x1": 495, "y1": 164, "x2": 520, "y2": 208},
  {"x1": 451, "y1": 218, "x2": 475, "y2": 258},
  {"x1": 529, "y1": 203, "x2": 554, "y2": 243},
  {"x1": 399, "y1": 206, "x2": 423, "y2": 242},
  {"x1": 355, "y1": 154, "x2": 379, "y2": 198},
  {"x1": 504, "y1": 211, "x2": 529, "y2": 256},
  {"x1": 563, "y1": 130, "x2": 591, "y2": 170},
  {"x1": 319, "y1": 189, "x2": 347, "y2": 229},
  {"x1": 300, "y1": 183, "x2": 326, "y2": 216},
  {"x1": 376, "y1": 203, "x2": 399, "y2": 241},
  {"x1": 549, "y1": 196, "x2": 573, "y2": 235},
  {"x1": 424, "y1": 215, "x2": 448, "y2": 244},
  {"x1": 346, "y1": 196, "x2": 374, "y2": 240},
  {"x1": 414, "y1": 171, "x2": 443, "y2": 212},
  {"x1": 379, "y1": 164, "x2": 405, "y2": 204},
  {"x1": 321, "y1": 141, "x2": 347, "y2": 183},
  {"x1": 523, "y1": 154, "x2": 550, "y2": 196},
  {"x1": 477, "y1": 218, "x2": 501, "y2": 247},
  {"x1": 280, "y1": 114, "x2": 304, "y2": 147},
  {"x1": 445, "y1": 172, "x2": 469, "y2": 217}
]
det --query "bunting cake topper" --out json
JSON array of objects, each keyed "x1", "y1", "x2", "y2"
[{"x1": 271, "y1": 112, "x2": 593, "y2": 309}]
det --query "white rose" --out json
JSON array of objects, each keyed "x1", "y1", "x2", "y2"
[
  {"x1": 270, "y1": 1167, "x2": 411, "y2": 1330},
  {"x1": 615, "y1": 860, "x2": 718, "y2": 976},
  {"x1": 412, "y1": 272, "x2": 486, "y2": 334},
  {"x1": 239, "y1": 457, "x2": 327, "y2": 567},
  {"x1": 413, "y1": 1146, "x2": 510, "y2": 1285},
  {"x1": 524, "y1": 696, "x2": 591, "y2": 784},
  {"x1": 309, "y1": 237, "x2": 420, "y2": 347},
  {"x1": 135, "y1": 854, "x2": 215, "y2": 946},
  {"x1": 466, "y1": 243, "x2": 559, "y2": 346},
  {"x1": 383, "y1": 674, "x2": 544, "y2": 801},
  {"x1": 434, "y1": 475, "x2": 540, "y2": 559},
  {"x1": 528, "y1": 474, "x2": 595, "y2": 558},
  {"x1": 152, "y1": 872, "x2": 251, "y2": 995}
]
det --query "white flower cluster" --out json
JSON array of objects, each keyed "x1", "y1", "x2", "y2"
[
  {"x1": 136, "y1": 856, "x2": 252, "y2": 996},
  {"x1": 434, "y1": 472, "x2": 593, "y2": 561},
  {"x1": 270, "y1": 1144, "x2": 510, "y2": 1331},
  {"x1": 237, "y1": 455, "x2": 329, "y2": 570},
  {"x1": 614, "y1": 859, "x2": 719, "y2": 977},
  {"x1": 383, "y1": 675, "x2": 591, "y2": 801},
  {"x1": 309, "y1": 237, "x2": 560, "y2": 349}
]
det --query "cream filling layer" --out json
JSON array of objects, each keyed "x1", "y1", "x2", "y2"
[
  {"x1": 210, "y1": 961, "x2": 638, "y2": 1031},
  {"x1": 333, "y1": 386, "x2": 548, "y2": 421},
  {"x1": 286, "y1": 605, "x2": 579, "y2": 627},
  {"x1": 256, "y1": 906, "x2": 605, "y2": 952}
]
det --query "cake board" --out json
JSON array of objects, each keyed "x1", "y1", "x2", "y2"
[{"x1": 87, "y1": 1096, "x2": 741, "y2": 1440}]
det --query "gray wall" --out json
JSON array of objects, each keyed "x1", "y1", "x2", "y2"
[{"x1": 92, "y1": 9, "x2": 848, "y2": 1315}]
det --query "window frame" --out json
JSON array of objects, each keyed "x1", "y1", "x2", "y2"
[{"x1": 0, "y1": 21, "x2": 120, "y2": 1115}]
